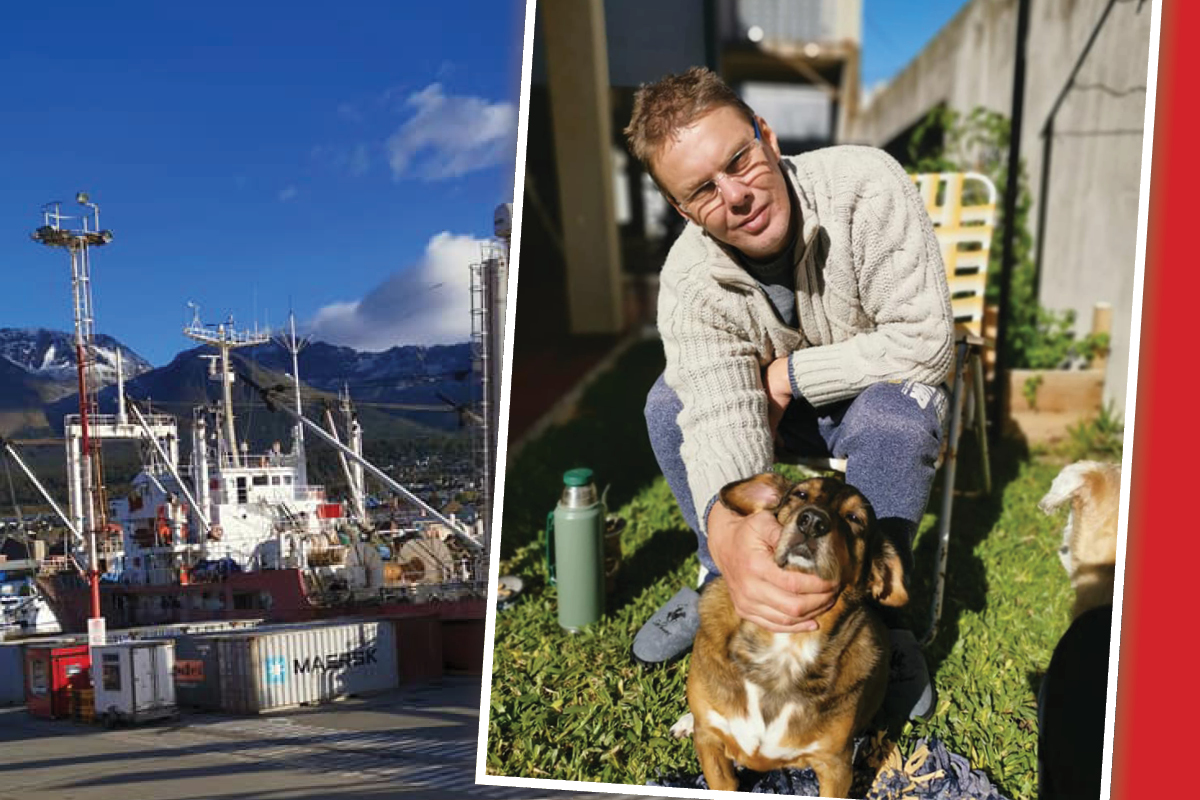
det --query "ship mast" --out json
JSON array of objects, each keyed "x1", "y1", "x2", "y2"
[
  {"x1": 183, "y1": 309, "x2": 269, "y2": 468},
  {"x1": 31, "y1": 194, "x2": 113, "y2": 624},
  {"x1": 272, "y1": 311, "x2": 310, "y2": 487}
]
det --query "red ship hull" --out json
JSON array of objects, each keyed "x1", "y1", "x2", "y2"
[{"x1": 38, "y1": 569, "x2": 487, "y2": 672}]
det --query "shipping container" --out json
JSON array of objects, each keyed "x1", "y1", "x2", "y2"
[
  {"x1": 390, "y1": 615, "x2": 443, "y2": 685},
  {"x1": 441, "y1": 619, "x2": 484, "y2": 673},
  {"x1": 0, "y1": 643, "x2": 25, "y2": 705},
  {"x1": 25, "y1": 643, "x2": 90, "y2": 719},
  {"x1": 172, "y1": 620, "x2": 337, "y2": 710},
  {"x1": 215, "y1": 620, "x2": 397, "y2": 713},
  {"x1": 92, "y1": 641, "x2": 177, "y2": 725},
  {"x1": 172, "y1": 633, "x2": 223, "y2": 709}
]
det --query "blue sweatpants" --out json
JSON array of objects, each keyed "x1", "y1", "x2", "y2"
[{"x1": 644, "y1": 374, "x2": 947, "y2": 579}]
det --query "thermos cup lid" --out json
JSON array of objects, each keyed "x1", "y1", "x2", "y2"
[{"x1": 563, "y1": 468, "x2": 594, "y2": 487}]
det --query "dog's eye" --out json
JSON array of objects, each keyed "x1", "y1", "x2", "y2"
[
  {"x1": 796, "y1": 489, "x2": 808, "y2": 501},
  {"x1": 846, "y1": 512, "x2": 862, "y2": 526}
]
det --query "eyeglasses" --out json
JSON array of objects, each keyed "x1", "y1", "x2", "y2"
[{"x1": 675, "y1": 118, "x2": 768, "y2": 215}]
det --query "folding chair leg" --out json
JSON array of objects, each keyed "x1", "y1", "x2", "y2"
[
  {"x1": 971, "y1": 352, "x2": 992, "y2": 495},
  {"x1": 923, "y1": 344, "x2": 967, "y2": 646}
]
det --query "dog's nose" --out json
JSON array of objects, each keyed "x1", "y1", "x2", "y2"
[{"x1": 797, "y1": 508, "x2": 831, "y2": 538}]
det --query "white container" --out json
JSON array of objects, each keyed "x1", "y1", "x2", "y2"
[
  {"x1": 92, "y1": 640, "x2": 177, "y2": 725},
  {"x1": 215, "y1": 620, "x2": 397, "y2": 713}
]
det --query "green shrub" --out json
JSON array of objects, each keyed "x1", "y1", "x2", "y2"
[{"x1": 1062, "y1": 402, "x2": 1125, "y2": 462}]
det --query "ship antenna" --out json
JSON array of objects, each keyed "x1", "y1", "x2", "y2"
[
  {"x1": 183, "y1": 312, "x2": 269, "y2": 468},
  {"x1": 273, "y1": 310, "x2": 311, "y2": 487}
]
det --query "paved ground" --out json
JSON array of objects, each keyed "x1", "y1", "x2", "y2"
[{"x1": 0, "y1": 677, "x2": 651, "y2": 800}]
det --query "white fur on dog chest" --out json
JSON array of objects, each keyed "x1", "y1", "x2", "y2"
[{"x1": 706, "y1": 681, "x2": 820, "y2": 762}]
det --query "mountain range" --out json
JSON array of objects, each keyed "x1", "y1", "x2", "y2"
[
  {"x1": 0, "y1": 327, "x2": 154, "y2": 400},
  {"x1": 0, "y1": 328, "x2": 477, "y2": 439}
]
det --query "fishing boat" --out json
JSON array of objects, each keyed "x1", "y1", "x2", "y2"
[{"x1": 8, "y1": 196, "x2": 509, "y2": 668}]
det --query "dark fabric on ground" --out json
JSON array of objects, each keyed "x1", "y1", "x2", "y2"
[{"x1": 648, "y1": 734, "x2": 1010, "y2": 799}]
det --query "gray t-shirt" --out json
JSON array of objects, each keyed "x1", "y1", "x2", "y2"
[{"x1": 739, "y1": 220, "x2": 798, "y2": 328}]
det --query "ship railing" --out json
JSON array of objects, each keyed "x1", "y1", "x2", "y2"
[
  {"x1": 373, "y1": 577, "x2": 489, "y2": 604},
  {"x1": 144, "y1": 567, "x2": 179, "y2": 586},
  {"x1": 183, "y1": 322, "x2": 270, "y2": 347},
  {"x1": 39, "y1": 555, "x2": 70, "y2": 574},
  {"x1": 65, "y1": 413, "x2": 175, "y2": 429},
  {"x1": 211, "y1": 453, "x2": 302, "y2": 471},
  {"x1": 292, "y1": 486, "x2": 327, "y2": 502}
]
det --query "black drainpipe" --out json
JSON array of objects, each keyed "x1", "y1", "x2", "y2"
[{"x1": 991, "y1": 0, "x2": 1032, "y2": 443}]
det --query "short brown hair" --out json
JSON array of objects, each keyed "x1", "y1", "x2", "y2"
[{"x1": 624, "y1": 67, "x2": 755, "y2": 181}]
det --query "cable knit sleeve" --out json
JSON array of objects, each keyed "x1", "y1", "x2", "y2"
[
  {"x1": 786, "y1": 150, "x2": 955, "y2": 406},
  {"x1": 659, "y1": 264, "x2": 775, "y2": 539}
]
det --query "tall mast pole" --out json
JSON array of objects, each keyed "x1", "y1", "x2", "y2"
[
  {"x1": 273, "y1": 311, "x2": 310, "y2": 487},
  {"x1": 32, "y1": 194, "x2": 113, "y2": 624},
  {"x1": 185, "y1": 313, "x2": 268, "y2": 468},
  {"x1": 219, "y1": 325, "x2": 238, "y2": 463}
]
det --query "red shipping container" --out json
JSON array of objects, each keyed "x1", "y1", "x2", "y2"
[
  {"x1": 25, "y1": 644, "x2": 91, "y2": 719},
  {"x1": 441, "y1": 619, "x2": 484, "y2": 674},
  {"x1": 316, "y1": 503, "x2": 343, "y2": 520},
  {"x1": 390, "y1": 615, "x2": 443, "y2": 684}
]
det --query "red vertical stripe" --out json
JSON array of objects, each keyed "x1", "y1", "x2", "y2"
[{"x1": 1111, "y1": 1, "x2": 1188, "y2": 798}]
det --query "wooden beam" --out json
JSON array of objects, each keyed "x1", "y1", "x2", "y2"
[{"x1": 541, "y1": 0, "x2": 624, "y2": 335}]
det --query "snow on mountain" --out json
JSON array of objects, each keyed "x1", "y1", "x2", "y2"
[{"x1": 0, "y1": 328, "x2": 154, "y2": 389}]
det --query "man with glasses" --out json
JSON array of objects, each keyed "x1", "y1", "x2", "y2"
[{"x1": 626, "y1": 68, "x2": 952, "y2": 723}]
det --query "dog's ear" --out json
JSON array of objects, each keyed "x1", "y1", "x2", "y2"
[
  {"x1": 719, "y1": 473, "x2": 792, "y2": 516},
  {"x1": 869, "y1": 537, "x2": 909, "y2": 608},
  {"x1": 1038, "y1": 460, "x2": 1114, "y2": 515}
]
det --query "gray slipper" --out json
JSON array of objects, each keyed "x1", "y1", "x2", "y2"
[{"x1": 631, "y1": 586, "x2": 701, "y2": 667}]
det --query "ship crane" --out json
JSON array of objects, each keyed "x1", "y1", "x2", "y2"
[
  {"x1": 242, "y1": 372, "x2": 484, "y2": 552},
  {"x1": 0, "y1": 437, "x2": 84, "y2": 558}
]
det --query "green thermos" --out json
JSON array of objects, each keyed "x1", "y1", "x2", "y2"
[{"x1": 546, "y1": 468, "x2": 607, "y2": 633}]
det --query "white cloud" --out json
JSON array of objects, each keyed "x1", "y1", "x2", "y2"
[
  {"x1": 309, "y1": 231, "x2": 488, "y2": 350},
  {"x1": 278, "y1": 185, "x2": 298, "y2": 202},
  {"x1": 385, "y1": 83, "x2": 517, "y2": 181}
]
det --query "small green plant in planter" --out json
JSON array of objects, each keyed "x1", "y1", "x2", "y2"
[
  {"x1": 1063, "y1": 402, "x2": 1125, "y2": 462},
  {"x1": 1023, "y1": 373, "x2": 1044, "y2": 411}
]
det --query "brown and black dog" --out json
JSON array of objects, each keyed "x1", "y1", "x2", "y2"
[{"x1": 671, "y1": 474, "x2": 908, "y2": 797}]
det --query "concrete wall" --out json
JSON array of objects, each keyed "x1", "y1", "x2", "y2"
[{"x1": 846, "y1": 0, "x2": 1153, "y2": 412}]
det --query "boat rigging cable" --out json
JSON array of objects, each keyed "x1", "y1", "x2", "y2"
[{"x1": 237, "y1": 370, "x2": 483, "y2": 552}]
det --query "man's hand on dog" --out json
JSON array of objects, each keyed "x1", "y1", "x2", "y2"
[{"x1": 707, "y1": 501, "x2": 839, "y2": 632}]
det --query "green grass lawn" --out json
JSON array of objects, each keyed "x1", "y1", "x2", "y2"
[{"x1": 486, "y1": 339, "x2": 1117, "y2": 799}]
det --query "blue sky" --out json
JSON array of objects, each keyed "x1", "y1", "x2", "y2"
[
  {"x1": 1, "y1": 1, "x2": 524, "y2": 365},
  {"x1": 861, "y1": 0, "x2": 970, "y2": 90}
]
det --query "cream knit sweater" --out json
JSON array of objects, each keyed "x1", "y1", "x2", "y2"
[{"x1": 657, "y1": 146, "x2": 954, "y2": 535}]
